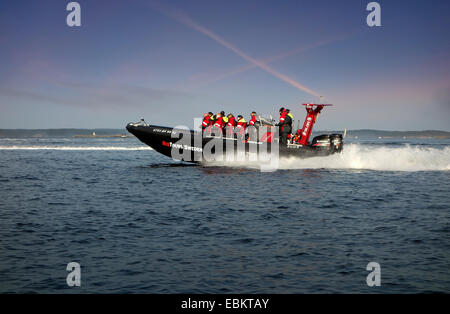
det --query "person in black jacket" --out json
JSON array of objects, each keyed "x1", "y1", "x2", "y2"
[{"x1": 277, "y1": 108, "x2": 292, "y2": 145}]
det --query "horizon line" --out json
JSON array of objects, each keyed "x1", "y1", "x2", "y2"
[{"x1": 1, "y1": 128, "x2": 449, "y2": 133}]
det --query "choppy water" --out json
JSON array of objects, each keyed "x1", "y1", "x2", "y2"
[{"x1": 0, "y1": 136, "x2": 449, "y2": 293}]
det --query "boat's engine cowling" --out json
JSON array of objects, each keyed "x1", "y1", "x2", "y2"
[
  {"x1": 311, "y1": 135, "x2": 332, "y2": 151},
  {"x1": 330, "y1": 134, "x2": 343, "y2": 153}
]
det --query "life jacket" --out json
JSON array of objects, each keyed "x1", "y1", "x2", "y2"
[
  {"x1": 249, "y1": 115, "x2": 257, "y2": 127},
  {"x1": 236, "y1": 118, "x2": 247, "y2": 138},
  {"x1": 287, "y1": 113, "x2": 293, "y2": 121},
  {"x1": 222, "y1": 116, "x2": 229, "y2": 124},
  {"x1": 214, "y1": 116, "x2": 224, "y2": 129},
  {"x1": 237, "y1": 118, "x2": 247, "y2": 129},
  {"x1": 279, "y1": 111, "x2": 287, "y2": 128},
  {"x1": 279, "y1": 111, "x2": 287, "y2": 123},
  {"x1": 285, "y1": 113, "x2": 292, "y2": 126},
  {"x1": 202, "y1": 115, "x2": 211, "y2": 128},
  {"x1": 227, "y1": 116, "x2": 237, "y2": 127},
  {"x1": 292, "y1": 128, "x2": 303, "y2": 144}
]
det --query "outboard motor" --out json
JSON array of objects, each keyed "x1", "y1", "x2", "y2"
[
  {"x1": 330, "y1": 134, "x2": 343, "y2": 153},
  {"x1": 311, "y1": 134, "x2": 332, "y2": 151}
]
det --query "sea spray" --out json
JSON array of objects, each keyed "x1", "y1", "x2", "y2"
[
  {"x1": 278, "y1": 144, "x2": 450, "y2": 171},
  {"x1": 204, "y1": 144, "x2": 450, "y2": 172}
]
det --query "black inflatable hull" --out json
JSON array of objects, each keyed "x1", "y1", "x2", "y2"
[{"x1": 126, "y1": 124, "x2": 343, "y2": 163}]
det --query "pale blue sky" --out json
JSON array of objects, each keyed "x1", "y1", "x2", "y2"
[{"x1": 0, "y1": 0, "x2": 449, "y2": 130}]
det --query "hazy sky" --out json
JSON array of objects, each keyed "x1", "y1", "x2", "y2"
[{"x1": 1, "y1": 0, "x2": 449, "y2": 130}]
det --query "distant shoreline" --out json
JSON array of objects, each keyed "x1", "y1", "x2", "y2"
[
  {"x1": 326, "y1": 129, "x2": 450, "y2": 139},
  {"x1": 0, "y1": 128, "x2": 449, "y2": 139}
]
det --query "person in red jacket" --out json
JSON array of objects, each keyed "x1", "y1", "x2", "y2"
[
  {"x1": 248, "y1": 111, "x2": 258, "y2": 141},
  {"x1": 293, "y1": 128, "x2": 303, "y2": 144},
  {"x1": 236, "y1": 115, "x2": 247, "y2": 140},
  {"x1": 248, "y1": 111, "x2": 257, "y2": 127},
  {"x1": 213, "y1": 112, "x2": 224, "y2": 136},
  {"x1": 278, "y1": 107, "x2": 287, "y2": 126},
  {"x1": 202, "y1": 113, "x2": 210, "y2": 130},
  {"x1": 277, "y1": 107, "x2": 292, "y2": 145},
  {"x1": 226, "y1": 113, "x2": 237, "y2": 138},
  {"x1": 202, "y1": 112, "x2": 214, "y2": 135}
]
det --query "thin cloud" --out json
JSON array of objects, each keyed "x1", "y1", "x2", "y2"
[
  {"x1": 150, "y1": 1, "x2": 322, "y2": 98},
  {"x1": 184, "y1": 33, "x2": 353, "y2": 90}
]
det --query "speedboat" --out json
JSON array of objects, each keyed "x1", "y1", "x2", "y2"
[{"x1": 126, "y1": 104, "x2": 343, "y2": 163}]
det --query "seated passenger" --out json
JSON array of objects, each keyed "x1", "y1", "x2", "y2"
[
  {"x1": 201, "y1": 113, "x2": 210, "y2": 130},
  {"x1": 202, "y1": 112, "x2": 214, "y2": 135},
  {"x1": 248, "y1": 111, "x2": 258, "y2": 127},
  {"x1": 293, "y1": 129, "x2": 302, "y2": 144},
  {"x1": 248, "y1": 111, "x2": 258, "y2": 141},
  {"x1": 220, "y1": 111, "x2": 228, "y2": 133},
  {"x1": 236, "y1": 115, "x2": 247, "y2": 139},
  {"x1": 221, "y1": 111, "x2": 228, "y2": 124},
  {"x1": 213, "y1": 112, "x2": 224, "y2": 136},
  {"x1": 226, "y1": 113, "x2": 237, "y2": 138}
]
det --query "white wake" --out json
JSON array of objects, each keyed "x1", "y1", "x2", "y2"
[
  {"x1": 277, "y1": 144, "x2": 450, "y2": 171},
  {"x1": 205, "y1": 144, "x2": 450, "y2": 172},
  {"x1": 2, "y1": 144, "x2": 449, "y2": 171}
]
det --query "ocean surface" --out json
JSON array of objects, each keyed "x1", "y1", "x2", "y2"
[{"x1": 0, "y1": 135, "x2": 449, "y2": 293}]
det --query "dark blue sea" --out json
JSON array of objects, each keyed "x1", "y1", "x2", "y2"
[{"x1": 0, "y1": 136, "x2": 449, "y2": 293}]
